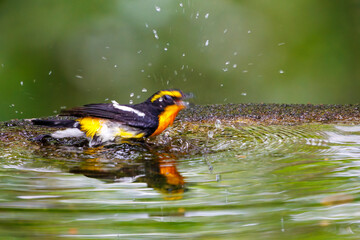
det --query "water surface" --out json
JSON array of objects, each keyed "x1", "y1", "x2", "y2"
[{"x1": 1, "y1": 124, "x2": 360, "y2": 239}]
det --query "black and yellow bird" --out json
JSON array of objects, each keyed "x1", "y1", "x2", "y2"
[{"x1": 32, "y1": 89, "x2": 188, "y2": 146}]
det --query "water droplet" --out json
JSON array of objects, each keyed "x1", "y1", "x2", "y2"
[
  {"x1": 195, "y1": 11, "x2": 200, "y2": 19},
  {"x1": 164, "y1": 47, "x2": 168, "y2": 51},
  {"x1": 179, "y1": 3, "x2": 183, "y2": 7},
  {"x1": 233, "y1": 51, "x2": 238, "y2": 56},
  {"x1": 105, "y1": 46, "x2": 110, "y2": 49},
  {"x1": 130, "y1": 93, "x2": 134, "y2": 97},
  {"x1": 9, "y1": 104, "x2": 15, "y2": 107},
  {"x1": 205, "y1": 13, "x2": 209, "y2": 19},
  {"x1": 220, "y1": 83, "x2": 224, "y2": 87},
  {"x1": 208, "y1": 131, "x2": 214, "y2": 138},
  {"x1": 142, "y1": 88, "x2": 147, "y2": 93},
  {"x1": 104, "y1": 98, "x2": 109, "y2": 101},
  {"x1": 248, "y1": 30, "x2": 251, "y2": 33},
  {"x1": 155, "y1": 6, "x2": 161, "y2": 12},
  {"x1": 136, "y1": 95, "x2": 141, "y2": 99},
  {"x1": 243, "y1": 70, "x2": 248, "y2": 73},
  {"x1": 222, "y1": 68, "x2": 228, "y2": 72},
  {"x1": 174, "y1": 70, "x2": 178, "y2": 75},
  {"x1": 145, "y1": 23, "x2": 149, "y2": 28},
  {"x1": 137, "y1": 50, "x2": 142, "y2": 54},
  {"x1": 182, "y1": 53, "x2": 186, "y2": 57},
  {"x1": 152, "y1": 29, "x2": 159, "y2": 39},
  {"x1": 49, "y1": 70, "x2": 52, "y2": 75},
  {"x1": 279, "y1": 70, "x2": 284, "y2": 74},
  {"x1": 114, "y1": 64, "x2": 118, "y2": 68},
  {"x1": 233, "y1": 64, "x2": 237, "y2": 68},
  {"x1": 102, "y1": 56, "x2": 107, "y2": 60},
  {"x1": 241, "y1": 92, "x2": 247, "y2": 96},
  {"x1": 148, "y1": 62, "x2": 152, "y2": 67},
  {"x1": 225, "y1": 61, "x2": 230, "y2": 65},
  {"x1": 141, "y1": 69, "x2": 144, "y2": 72},
  {"x1": 216, "y1": 174, "x2": 221, "y2": 182},
  {"x1": 215, "y1": 119, "x2": 221, "y2": 128},
  {"x1": 75, "y1": 75, "x2": 83, "y2": 79},
  {"x1": 278, "y1": 42, "x2": 285, "y2": 46},
  {"x1": 129, "y1": 100, "x2": 133, "y2": 104},
  {"x1": 224, "y1": 29, "x2": 228, "y2": 34},
  {"x1": 20, "y1": 81, "x2": 23, "y2": 86},
  {"x1": 205, "y1": 40, "x2": 209, "y2": 46}
]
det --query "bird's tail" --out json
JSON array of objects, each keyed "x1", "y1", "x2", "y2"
[{"x1": 32, "y1": 119, "x2": 78, "y2": 128}]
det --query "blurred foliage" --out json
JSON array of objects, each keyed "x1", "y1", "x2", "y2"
[{"x1": 0, "y1": 0, "x2": 359, "y2": 121}]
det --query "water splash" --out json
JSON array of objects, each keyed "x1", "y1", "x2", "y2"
[
  {"x1": 205, "y1": 40, "x2": 209, "y2": 46},
  {"x1": 208, "y1": 131, "x2": 214, "y2": 138}
]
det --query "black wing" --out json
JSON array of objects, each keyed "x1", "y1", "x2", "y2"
[{"x1": 60, "y1": 103, "x2": 157, "y2": 129}]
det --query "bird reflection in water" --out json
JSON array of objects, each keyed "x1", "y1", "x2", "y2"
[{"x1": 69, "y1": 143, "x2": 186, "y2": 200}]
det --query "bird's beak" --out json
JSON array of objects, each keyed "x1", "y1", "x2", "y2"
[
  {"x1": 176, "y1": 92, "x2": 193, "y2": 109},
  {"x1": 175, "y1": 99, "x2": 188, "y2": 109}
]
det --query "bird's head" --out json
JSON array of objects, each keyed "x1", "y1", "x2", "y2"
[{"x1": 147, "y1": 89, "x2": 189, "y2": 110}]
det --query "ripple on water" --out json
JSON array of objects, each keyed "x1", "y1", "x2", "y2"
[{"x1": 1, "y1": 124, "x2": 360, "y2": 238}]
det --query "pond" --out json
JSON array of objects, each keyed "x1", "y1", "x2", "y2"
[{"x1": 0, "y1": 123, "x2": 360, "y2": 239}]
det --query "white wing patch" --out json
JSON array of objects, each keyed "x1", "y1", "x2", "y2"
[{"x1": 111, "y1": 100, "x2": 145, "y2": 117}]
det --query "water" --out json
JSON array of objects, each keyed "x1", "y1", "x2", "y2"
[{"x1": 0, "y1": 124, "x2": 360, "y2": 239}]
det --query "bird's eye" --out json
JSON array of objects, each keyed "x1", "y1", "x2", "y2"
[{"x1": 164, "y1": 95, "x2": 173, "y2": 101}]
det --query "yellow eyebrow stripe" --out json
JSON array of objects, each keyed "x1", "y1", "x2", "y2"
[{"x1": 150, "y1": 90, "x2": 182, "y2": 102}]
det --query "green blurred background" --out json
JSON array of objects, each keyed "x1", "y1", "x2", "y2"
[{"x1": 0, "y1": 0, "x2": 359, "y2": 121}]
